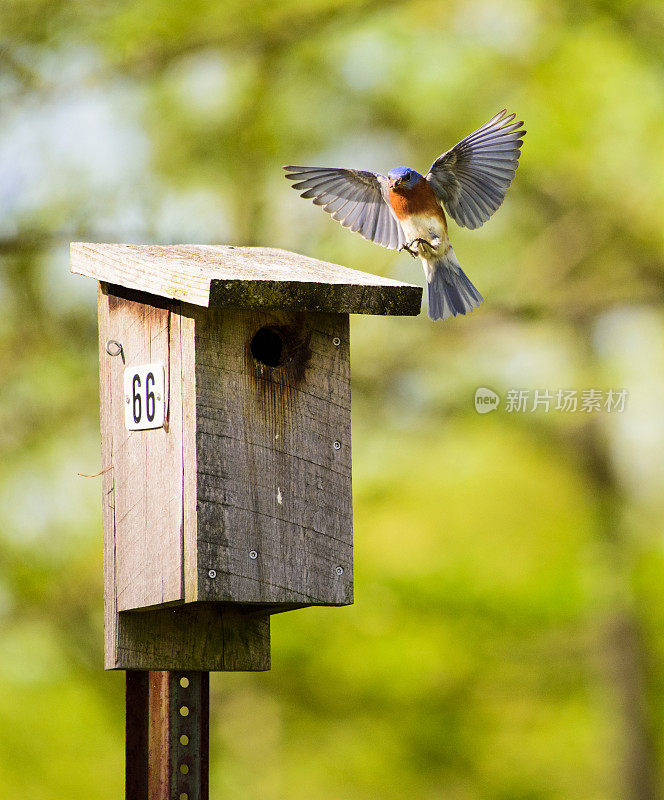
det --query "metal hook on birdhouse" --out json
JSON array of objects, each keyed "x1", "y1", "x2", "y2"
[{"x1": 105, "y1": 339, "x2": 124, "y2": 362}]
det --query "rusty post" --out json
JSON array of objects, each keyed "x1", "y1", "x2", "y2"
[
  {"x1": 126, "y1": 670, "x2": 209, "y2": 800},
  {"x1": 126, "y1": 671, "x2": 149, "y2": 798}
]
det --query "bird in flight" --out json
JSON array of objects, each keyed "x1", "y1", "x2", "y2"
[{"x1": 284, "y1": 109, "x2": 525, "y2": 320}]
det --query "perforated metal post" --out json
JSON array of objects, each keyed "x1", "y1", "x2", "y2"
[{"x1": 126, "y1": 671, "x2": 209, "y2": 800}]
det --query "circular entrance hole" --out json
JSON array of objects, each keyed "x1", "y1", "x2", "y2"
[{"x1": 250, "y1": 327, "x2": 284, "y2": 367}]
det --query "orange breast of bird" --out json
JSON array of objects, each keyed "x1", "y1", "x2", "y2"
[{"x1": 389, "y1": 179, "x2": 447, "y2": 232}]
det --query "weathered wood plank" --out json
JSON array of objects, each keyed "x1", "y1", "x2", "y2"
[
  {"x1": 181, "y1": 310, "x2": 199, "y2": 605},
  {"x1": 187, "y1": 306, "x2": 354, "y2": 606},
  {"x1": 77, "y1": 245, "x2": 213, "y2": 306},
  {"x1": 208, "y1": 278, "x2": 421, "y2": 316},
  {"x1": 99, "y1": 283, "x2": 118, "y2": 668},
  {"x1": 71, "y1": 243, "x2": 423, "y2": 316},
  {"x1": 111, "y1": 606, "x2": 271, "y2": 671},
  {"x1": 101, "y1": 285, "x2": 183, "y2": 612}
]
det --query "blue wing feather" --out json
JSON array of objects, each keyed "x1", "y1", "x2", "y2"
[
  {"x1": 284, "y1": 166, "x2": 406, "y2": 250},
  {"x1": 426, "y1": 109, "x2": 526, "y2": 230}
]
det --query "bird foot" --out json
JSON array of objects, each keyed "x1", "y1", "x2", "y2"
[
  {"x1": 401, "y1": 237, "x2": 440, "y2": 257},
  {"x1": 399, "y1": 242, "x2": 419, "y2": 258}
]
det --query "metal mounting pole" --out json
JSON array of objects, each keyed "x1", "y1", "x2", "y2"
[{"x1": 126, "y1": 670, "x2": 209, "y2": 800}]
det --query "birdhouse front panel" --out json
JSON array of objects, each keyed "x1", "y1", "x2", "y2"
[
  {"x1": 99, "y1": 283, "x2": 185, "y2": 613},
  {"x1": 183, "y1": 306, "x2": 353, "y2": 607}
]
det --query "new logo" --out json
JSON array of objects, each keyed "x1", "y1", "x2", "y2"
[{"x1": 474, "y1": 387, "x2": 500, "y2": 414}]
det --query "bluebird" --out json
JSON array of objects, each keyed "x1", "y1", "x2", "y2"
[{"x1": 284, "y1": 109, "x2": 525, "y2": 320}]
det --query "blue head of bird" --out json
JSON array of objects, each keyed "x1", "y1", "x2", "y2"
[{"x1": 388, "y1": 167, "x2": 423, "y2": 190}]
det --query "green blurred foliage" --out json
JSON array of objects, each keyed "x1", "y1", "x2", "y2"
[{"x1": 1, "y1": 0, "x2": 663, "y2": 797}]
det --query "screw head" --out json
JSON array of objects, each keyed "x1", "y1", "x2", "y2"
[
  {"x1": 249, "y1": 550, "x2": 258, "y2": 559},
  {"x1": 333, "y1": 441, "x2": 341, "y2": 450},
  {"x1": 332, "y1": 337, "x2": 341, "y2": 347},
  {"x1": 208, "y1": 569, "x2": 217, "y2": 579},
  {"x1": 125, "y1": 396, "x2": 130, "y2": 404},
  {"x1": 156, "y1": 393, "x2": 161, "y2": 401},
  {"x1": 336, "y1": 566, "x2": 344, "y2": 576}
]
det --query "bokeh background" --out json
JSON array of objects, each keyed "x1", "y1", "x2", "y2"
[{"x1": 2, "y1": 1, "x2": 664, "y2": 798}]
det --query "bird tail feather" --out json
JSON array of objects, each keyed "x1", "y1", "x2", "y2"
[{"x1": 425, "y1": 246, "x2": 483, "y2": 321}]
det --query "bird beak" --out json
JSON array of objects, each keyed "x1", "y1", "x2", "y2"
[{"x1": 390, "y1": 177, "x2": 402, "y2": 189}]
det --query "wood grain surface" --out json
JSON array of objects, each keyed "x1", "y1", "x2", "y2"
[
  {"x1": 72, "y1": 242, "x2": 422, "y2": 315},
  {"x1": 186, "y1": 306, "x2": 354, "y2": 607}
]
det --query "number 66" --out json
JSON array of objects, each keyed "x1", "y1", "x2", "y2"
[{"x1": 124, "y1": 364, "x2": 165, "y2": 431}]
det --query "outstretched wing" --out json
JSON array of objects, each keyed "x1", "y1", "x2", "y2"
[
  {"x1": 283, "y1": 166, "x2": 406, "y2": 250},
  {"x1": 426, "y1": 110, "x2": 526, "y2": 230}
]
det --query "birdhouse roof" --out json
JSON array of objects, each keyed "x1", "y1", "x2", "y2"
[{"x1": 71, "y1": 243, "x2": 422, "y2": 316}]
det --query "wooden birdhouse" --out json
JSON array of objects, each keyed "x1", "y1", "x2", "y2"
[{"x1": 71, "y1": 243, "x2": 421, "y2": 672}]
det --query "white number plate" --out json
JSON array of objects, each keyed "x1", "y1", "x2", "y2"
[{"x1": 124, "y1": 364, "x2": 165, "y2": 431}]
